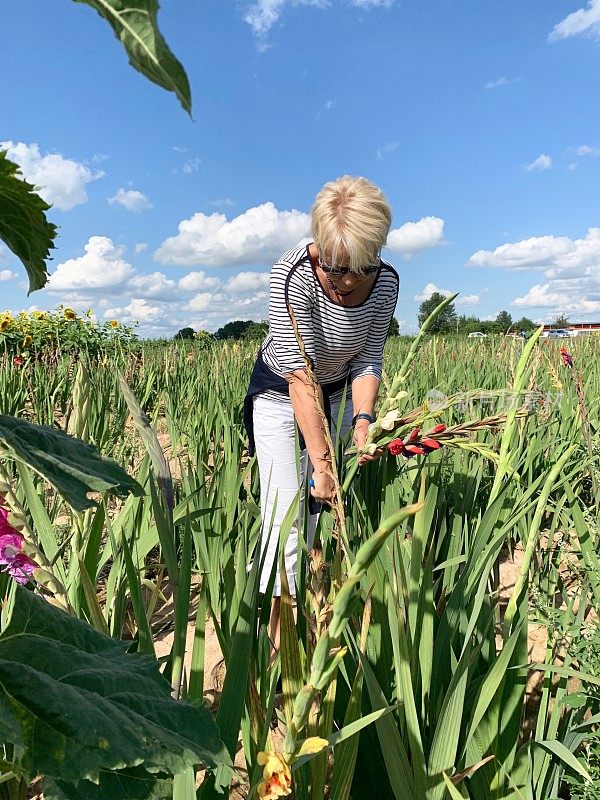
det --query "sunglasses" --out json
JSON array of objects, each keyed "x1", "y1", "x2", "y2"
[{"x1": 317, "y1": 255, "x2": 380, "y2": 277}]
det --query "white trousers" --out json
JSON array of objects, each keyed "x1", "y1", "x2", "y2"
[{"x1": 253, "y1": 392, "x2": 353, "y2": 596}]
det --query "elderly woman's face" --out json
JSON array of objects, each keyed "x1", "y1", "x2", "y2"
[{"x1": 318, "y1": 245, "x2": 376, "y2": 291}]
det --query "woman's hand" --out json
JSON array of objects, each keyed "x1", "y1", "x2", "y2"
[
  {"x1": 354, "y1": 420, "x2": 384, "y2": 466},
  {"x1": 310, "y1": 468, "x2": 336, "y2": 506}
]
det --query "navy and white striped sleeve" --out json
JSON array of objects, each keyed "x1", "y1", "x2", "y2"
[
  {"x1": 268, "y1": 261, "x2": 316, "y2": 374},
  {"x1": 349, "y1": 274, "x2": 399, "y2": 382}
]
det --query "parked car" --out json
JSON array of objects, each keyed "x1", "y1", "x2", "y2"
[
  {"x1": 547, "y1": 329, "x2": 571, "y2": 339},
  {"x1": 468, "y1": 331, "x2": 488, "y2": 338}
]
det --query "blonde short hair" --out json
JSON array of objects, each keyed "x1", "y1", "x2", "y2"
[{"x1": 311, "y1": 176, "x2": 392, "y2": 274}]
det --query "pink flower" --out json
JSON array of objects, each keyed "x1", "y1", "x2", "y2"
[
  {"x1": 0, "y1": 506, "x2": 37, "y2": 585},
  {"x1": 0, "y1": 532, "x2": 25, "y2": 564}
]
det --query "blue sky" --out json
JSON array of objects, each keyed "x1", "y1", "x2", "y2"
[{"x1": 2, "y1": 0, "x2": 600, "y2": 335}]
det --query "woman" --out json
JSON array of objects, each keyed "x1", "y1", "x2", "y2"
[{"x1": 243, "y1": 175, "x2": 399, "y2": 645}]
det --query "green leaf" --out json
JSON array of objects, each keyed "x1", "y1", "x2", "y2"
[
  {"x1": 0, "y1": 587, "x2": 231, "y2": 783},
  {"x1": 0, "y1": 150, "x2": 57, "y2": 293},
  {"x1": 72, "y1": 0, "x2": 192, "y2": 114},
  {"x1": 536, "y1": 740, "x2": 592, "y2": 782},
  {"x1": 43, "y1": 766, "x2": 173, "y2": 799},
  {"x1": 0, "y1": 415, "x2": 144, "y2": 511}
]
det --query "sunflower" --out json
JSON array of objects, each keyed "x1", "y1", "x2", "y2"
[
  {"x1": 22, "y1": 335, "x2": 33, "y2": 348},
  {"x1": 33, "y1": 311, "x2": 47, "y2": 320},
  {"x1": 0, "y1": 317, "x2": 11, "y2": 332},
  {"x1": 108, "y1": 320, "x2": 119, "y2": 329},
  {"x1": 63, "y1": 308, "x2": 77, "y2": 320}
]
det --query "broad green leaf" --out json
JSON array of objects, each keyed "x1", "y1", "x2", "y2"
[
  {"x1": 0, "y1": 150, "x2": 57, "y2": 293},
  {"x1": 0, "y1": 415, "x2": 144, "y2": 511},
  {"x1": 43, "y1": 766, "x2": 173, "y2": 799},
  {"x1": 0, "y1": 587, "x2": 231, "y2": 784},
  {"x1": 73, "y1": 0, "x2": 192, "y2": 114}
]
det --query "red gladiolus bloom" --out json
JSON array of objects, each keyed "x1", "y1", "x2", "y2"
[
  {"x1": 421, "y1": 438, "x2": 441, "y2": 449},
  {"x1": 431, "y1": 424, "x2": 447, "y2": 434},
  {"x1": 388, "y1": 439, "x2": 406, "y2": 456},
  {"x1": 404, "y1": 444, "x2": 427, "y2": 456},
  {"x1": 13, "y1": 356, "x2": 24, "y2": 367},
  {"x1": 560, "y1": 347, "x2": 573, "y2": 368}
]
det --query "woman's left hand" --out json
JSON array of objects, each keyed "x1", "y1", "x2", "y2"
[{"x1": 354, "y1": 420, "x2": 384, "y2": 466}]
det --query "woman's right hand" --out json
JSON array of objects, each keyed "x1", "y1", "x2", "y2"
[{"x1": 311, "y1": 468, "x2": 336, "y2": 506}]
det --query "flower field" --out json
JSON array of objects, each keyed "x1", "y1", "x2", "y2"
[{"x1": 0, "y1": 326, "x2": 598, "y2": 800}]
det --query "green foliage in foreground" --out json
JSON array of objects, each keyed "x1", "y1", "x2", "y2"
[
  {"x1": 0, "y1": 415, "x2": 144, "y2": 512},
  {"x1": 0, "y1": 587, "x2": 231, "y2": 795},
  {"x1": 72, "y1": 0, "x2": 192, "y2": 114},
  {"x1": 0, "y1": 151, "x2": 56, "y2": 294}
]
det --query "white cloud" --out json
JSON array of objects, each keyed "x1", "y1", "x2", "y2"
[
  {"x1": 134, "y1": 242, "x2": 149, "y2": 253},
  {"x1": 209, "y1": 198, "x2": 235, "y2": 208},
  {"x1": 484, "y1": 76, "x2": 509, "y2": 89},
  {"x1": 0, "y1": 269, "x2": 17, "y2": 282},
  {"x1": 187, "y1": 291, "x2": 227, "y2": 312},
  {"x1": 1, "y1": 140, "x2": 104, "y2": 210},
  {"x1": 376, "y1": 140, "x2": 400, "y2": 159},
  {"x1": 524, "y1": 154, "x2": 552, "y2": 172},
  {"x1": 413, "y1": 284, "x2": 477, "y2": 305},
  {"x1": 469, "y1": 227, "x2": 600, "y2": 317},
  {"x1": 243, "y1": 0, "x2": 392, "y2": 46},
  {"x1": 512, "y1": 281, "x2": 600, "y2": 314},
  {"x1": 468, "y1": 228, "x2": 600, "y2": 273},
  {"x1": 47, "y1": 236, "x2": 134, "y2": 292},
  {"x1": 182, "y1": 157, "x2": 202, "y2": 174},
  {"x1": 108, "y1": 188, "x2": 153, "y2": 212},
  {"x1": 224, "y1": 271, "x2": 271, "y2": 293},
  {"x1": 457, "y1": 294, "x2": 481, "y2": 306},
  {"x1": 155, "y1": 202, "x2": 311, "y2": 267},
  {"x1": 549, "y1": 0, "x2": 600, "y2": 41},
  {"x1": 351, "y1": 0, "x2": 394, "y2": 6},
  {"x1": 386, "y1": 216, "x2": 445, "y2": 259},
  {"x1": 104, "y1": 298, "x2": 165, "y2": 325},
  {"x1": 576, "y1": 144, "x2": 600, "y2": 156},
  {"x1": 178, "y1": 271, "x2": 221, "y2": 291},
  {"x1": 127, "y1": 271, "x2": 177, "y2": 301},
  {"x1": 414, "y1": 282, "x2": 449, "y2": 302}
]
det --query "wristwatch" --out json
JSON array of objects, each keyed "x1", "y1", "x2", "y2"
[{"x1": 352, "y1": 412, "x2": 375, "y2": 426}]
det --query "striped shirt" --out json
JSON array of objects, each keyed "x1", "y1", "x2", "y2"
[{"x1": 259, "y1": 243, "x2": 399, "y2": 401}]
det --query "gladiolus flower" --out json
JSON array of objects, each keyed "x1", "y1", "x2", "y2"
[
  {"x1": 407, "y1": 427, "x2": 421, "y2": 441},
  {"x1": 13, "y1": 355, "x2": 24, "y2": 367},
  {"x1": 256, "y1": 751, "x2": 292, "y2": 799},
  {"x1": 380, "y1": 409, "x2": 402, "y2": 431},
  {"x1": 421, "y1": 438, "x2": 441, "y2": 450},
  {"x1": 404, "y1": 444, "x2": 427, "y2": 456},
  {"x1": 296, "y1": 737, "x2": 329, "y2": 758},
  {"x1": 388, "y1": 439, "x2": 406, "y2": 456},
  {"x1": 560, "y1": 347, "x2": 573, "y2": 368},
  {"x1": 431, "y1": 424, "x2": 446, "y2": 434},
  {"x1": 0, "y1": 504, "x2": 37, "y2": 585}
]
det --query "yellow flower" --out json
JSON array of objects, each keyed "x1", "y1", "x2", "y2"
[
  {"x1": 63, "y1": 308, "x2": 77, "y2": 320},
  {"x1": 86, "y1": 309, "x2": 93, "y2": 318},
  {"x1": 18, "y1": 311, "x2": 28, "y2": 319},
  {"x1": 109, "y1": 320, "x2": 119, "y2": 328},
  {"x1": 256, "y1": 751, "x2": 292, "y2": 799},
  {"x1": 296, "y1": 737, "x2": 329, "y2": 758},
  {"x1": 22, "y1": 335, "x2": 33, "y2": 348},
  {"x1": 33, "y1": 311, "x2": 47, "y2": 320},
  {"x1": 0, "y1": 317, "x2": 11, "y2": 332}
]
